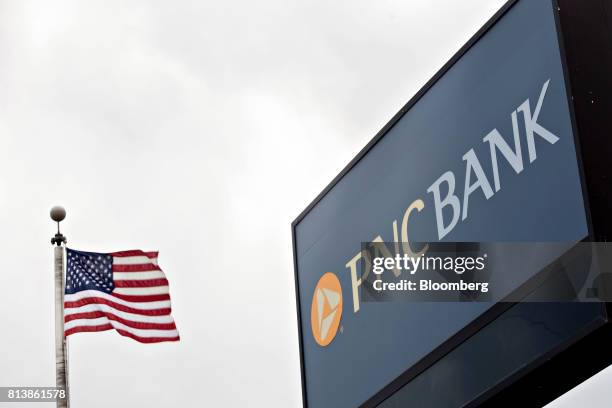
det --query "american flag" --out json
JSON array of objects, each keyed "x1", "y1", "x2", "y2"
[{"x1": 64, "y1": 248, "x2": 179, "y2": 343}]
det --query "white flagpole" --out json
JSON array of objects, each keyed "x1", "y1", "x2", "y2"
[{"x1": 51, "y1": 206, "x2": 69, "y2": 408}]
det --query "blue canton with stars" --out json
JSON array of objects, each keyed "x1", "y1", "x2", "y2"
[{"x1": 66, "y1": 249, "x2": 114, "y2": 294}]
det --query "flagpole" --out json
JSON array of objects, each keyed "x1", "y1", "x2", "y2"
[{"x1": 50, "y1": 206, "x2": 69, "y2": 408}]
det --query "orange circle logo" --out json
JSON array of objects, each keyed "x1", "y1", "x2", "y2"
[{"x1": 311, "y1": 272, "x2": 343, "y2": 347}]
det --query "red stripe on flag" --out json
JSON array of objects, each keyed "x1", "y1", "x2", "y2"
[
  {"x1": 115, "y1": 329, "x2": 180, "y2": 344},
  {"x1": 113, "y1": 264, "x2": 161, "y2": 272},
  {"x1": 64, "y1": 311, "x2": 177, "y2": 330},
  {"x1": 65, "y1": 324, "x2": 113, "y2": 337},
  {"x1": 114, "y1": 278, "x2": 169, "y2": 288},
  {"x1": 111, "y1": 250, "x2": 159, "y2": 258},
  {"x1": 111, "y1": 293, "x2": 171, "y2": 302},
  {"x1": 64, "y1": 298, "x2": 171, "y2": 316}
]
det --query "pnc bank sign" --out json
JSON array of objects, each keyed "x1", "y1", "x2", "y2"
[{"x1": 311, "y1": 79, "x2": 561, "y2": 346}]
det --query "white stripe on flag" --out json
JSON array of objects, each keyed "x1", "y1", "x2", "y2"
[
  {"x1": 113, "y1": 286, "x2": 170, "y2": 296},
  {"x1": 113, "y1": 271, "x2": 166, "y2": 280},
  {"x1": 65, "y1": 317, "x2": 179, "y2": 338},
  {"x1": 65, "y1": 290, "x2": 171, "y2": 310},
  {"x1": 113, "y1": 256, "x2": 158, "y2": 265},
  {"x1": 64, "y1": 303, "x2": 175, "y2": 324}
]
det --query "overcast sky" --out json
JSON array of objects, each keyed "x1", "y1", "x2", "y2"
[{"x1": 0, "y1": 0, "x2": 609, "y2": 406}]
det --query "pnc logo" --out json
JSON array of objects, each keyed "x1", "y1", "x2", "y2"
[{"x1": 311, "y1": 272, "x2": 343, "y2": 347}]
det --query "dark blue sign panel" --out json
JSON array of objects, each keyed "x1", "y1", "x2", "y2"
[{"x1": 293, "y1": 0, "x2": 589, "y2": 407}]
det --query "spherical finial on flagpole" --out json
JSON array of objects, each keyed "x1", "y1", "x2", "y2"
[
  {"x1": 51, "y1": 206, "x2": 66, "y2": 222},
  {"x1": 50, "y1": 206, "x2": 67, "y2": 246}
]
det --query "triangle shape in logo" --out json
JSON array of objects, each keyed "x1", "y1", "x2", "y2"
[
  {"x1": 322, "y1": 287, "x2": 340, "y2": 310},
  {"x1": 320, "y1": 309, "x2": 337, "y2": 341}
]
